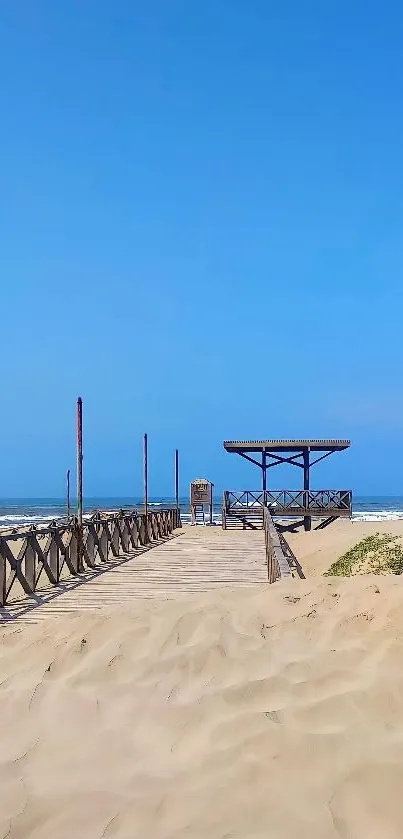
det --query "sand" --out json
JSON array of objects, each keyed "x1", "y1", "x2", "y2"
[
  {"x1": 285, "y1": 517, "x2": 403, "y2": 577},
  {"x1": 2, "y1": 518, "x2": 403, "y2": 837},
  {"x1": 1, "y1": 571, "x2": 403, "y2": 836}
]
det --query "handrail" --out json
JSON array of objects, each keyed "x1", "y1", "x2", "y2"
[
  {"x1": 0, "y1": 507, "x2": 181, "y2": 606},
  {"x1": 263, "y1": 507, "x2": 293, "y2": 582},
  {"x1": 224, "y1": 489, "x2": 352, "y2": 514}
]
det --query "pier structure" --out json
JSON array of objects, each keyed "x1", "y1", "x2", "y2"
[
  {"x1": 0, "y1": 506, "x2": 292, "y2": 620},
  {"x1": 222, "y1": 439, "x2": 351, "y2": 531},
  {"x1": 0, "y1": 421, "x2": 352, "y2": 620}
]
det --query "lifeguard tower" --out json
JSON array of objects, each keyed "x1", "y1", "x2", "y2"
[{"x1": 190, "y1": 479, "x2": 213, "y2": 525}]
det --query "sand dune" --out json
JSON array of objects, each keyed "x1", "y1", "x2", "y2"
[
  {"x1": 2, "y1": 574, "x2": 403, "y2": 837},
  {"x1": 285, "y1": 517, "x2": 403, "y2": 576}
]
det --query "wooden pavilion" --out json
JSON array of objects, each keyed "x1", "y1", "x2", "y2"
[{"x1": 223, "y1": 439, "x2": 351, "y2": 530}]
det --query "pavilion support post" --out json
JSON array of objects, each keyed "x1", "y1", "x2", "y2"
[
  {"x1": 303, "y1": 447, "x2": 311, "y2": 531},
  {"x1": 262, "y1": 450, "x2": 267, "y2": 494}
]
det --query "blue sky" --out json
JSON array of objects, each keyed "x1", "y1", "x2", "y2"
[{"x1": 1, "y1": 0, "x2": 402, "y2": 497}]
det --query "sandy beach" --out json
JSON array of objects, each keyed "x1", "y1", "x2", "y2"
[{"x1": 2, "y1": 519, "x2": 403, "y2": 837}]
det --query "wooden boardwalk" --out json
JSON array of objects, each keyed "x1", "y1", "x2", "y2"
[{"x1": 0, "y1": 527, "x2": 268, "y2": 623}]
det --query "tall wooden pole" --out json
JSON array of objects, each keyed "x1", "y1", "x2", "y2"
[
  {"x1": 66, "y1": 469, "x2": 71, "y2": 520},
  {"x1": 76, "y1": 397, "x2": 83, "y2": 526},
  {"x1": 143, "y1": 433, "x2": 148, "y2": 516},
  {"x1": 174, "y1": 449, "x2": 179, "y2": 513}
]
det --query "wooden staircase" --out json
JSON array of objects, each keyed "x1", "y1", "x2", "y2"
[{"x1": 222, "y1": 507, "x2": 264, "y2": 530}]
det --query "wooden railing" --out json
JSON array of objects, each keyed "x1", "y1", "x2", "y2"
[
  {"x1": 224, "y1": 489, "x2": 352, "y2": 517},
  {"x1": 263, "y1": 507, "x2": 293, "y2": 583},
  {"x1": 0, "y1": 508, "x2": 181, "y2": 606},
  {"x1": 224, "y1": 490, "x2": 266, "y2": 512}
]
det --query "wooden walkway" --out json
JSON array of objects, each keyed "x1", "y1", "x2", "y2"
[{"x1": 0, "y1": 527, "x2": 268, "y2": 623}]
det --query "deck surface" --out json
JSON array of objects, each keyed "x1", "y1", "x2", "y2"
[{"x1": 1, "y1": 526, "x2": 268, "y2": 623}]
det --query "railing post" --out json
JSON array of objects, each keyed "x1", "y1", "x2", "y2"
[
  {"x1": 0, "y1": 539, "x2": 6, "y2": 605},
  {"x1": 303, "y1": 447, "x2": 311, "y2": 531},
  {"x1": 25, "y1": 534, "x2": 36, "y2": 593},
  {"x1": 69, "y1": 526, "x2": 79, "y2": 574},
  {"x1": 48, "y1": 528, "x2": 59, "y2": 583}
]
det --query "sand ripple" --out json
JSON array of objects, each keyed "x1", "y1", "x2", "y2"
[{"x1": 2, "y1": 576, "x2": 403, "y2": 837}]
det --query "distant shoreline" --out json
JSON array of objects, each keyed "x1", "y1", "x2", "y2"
[{"x1": 1, "y1": 495, "x2": 403, "y2": 530}]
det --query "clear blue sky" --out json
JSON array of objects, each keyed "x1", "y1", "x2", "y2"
[{"x1": 1, "y1": 0, "x2": 402, "y2": 497}]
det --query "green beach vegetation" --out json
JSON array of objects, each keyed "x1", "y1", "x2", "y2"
[{"x1": 325, "y1": 533, "x2": 403, "y2": 577}]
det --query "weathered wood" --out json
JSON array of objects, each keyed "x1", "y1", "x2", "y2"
[
  {"x1": 0, "y1": 552, "x2": 6, "y2": 605},
  {"x1": 263, "y1": 508, "x2": 292, "y2": 582},
  {"x1": 24, "y1": 537, "x2": 36, "y2": 591},
  {"x1": 0, "y1": 537, "x2": 33, "y2": 598},
  {"x1": 223, "y1": 489, "x2": 352, "y2": 525},
  {"x1": 224, "y1": 439, "x2": 350, "y2": 452},
  {"x1": 143, "y1": 433, "x2": 148, "y2": 517},
  {"x1": 48, "y1": 533, "x2": 59, "y2": 583},
  {"x1": 76, "y1": 397, "x2": 83, "y2": 526},
  {"x1": 53, "y1": 528, "x2": 76, "y2": 577},
  {"x1": 174, "y1": 449, "x2": 179, "y2": 518},
  {"x1": 96, "y1": 522, "x2": 108, "y2": 562},
  {"x1": 121, "y1": 518, "x2": 130, "y2": 553},
  {"x1": 130, "y1": 518, "x2": 139, "y2": 549},
  {"x1": 82, "y1": 526, "x2": 96, "y2": 569},
  {"x1": 0, "y1": 508, "x2": 180, "y2": 605},
  {"x1": 224, "y1": 440, "x2": 351, "y2": 528},
  {"x1": 66, "y1": 468, "x2": 71, "y2": 519},
  {"x1": 31, "y1": 532, "x2": 58, "y2": 587},
  {"x1": 303, "y1": 448, "x2": 311, "y2": 531},
  {"x1": 2, "y1": 528, "x2": 271, "y2": 619},
  {"x1": 68, "y1": 531, "x2": 79, "y2": 575}
]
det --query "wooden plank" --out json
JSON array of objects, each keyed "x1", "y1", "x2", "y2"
[
  {"x1": 32, "y1": 533, "x2": 58, "y2": 586},
  {"x1": 264, "y1": 508, "x2": 292, "y2": 582},
  {"x1": 0, "y1": 509, "x2": 181, "y2": 607},
  {"x1": 224, "y1": 439, "x2": 350, "y2": 451},
  {"x1": 0, "y1": 527, "x2": 271, "y2": 618},
  {"x1": 0, "y1": 537, "x2": 34, "y2": 599}
]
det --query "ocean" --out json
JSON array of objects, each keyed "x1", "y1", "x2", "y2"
[{"x1": 0, "y1": 496, "x2": 403, "y2": 529}]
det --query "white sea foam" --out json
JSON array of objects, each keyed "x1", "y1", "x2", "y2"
[
  {"x1": 0, "y1": 514, "x2": 57, "y2": 523},
  {"x1": 2, "y1": 505, "x2": 403, "y2": 530},
  {"x1": 352, "y1": 511, "x2": 403, "y2": 522},
  {"x1": 0, "y1": 512, "x2": 93, "y2": 528}
]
